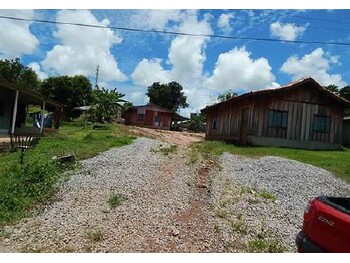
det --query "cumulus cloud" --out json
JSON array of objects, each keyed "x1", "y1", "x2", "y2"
[
  {"x1": 130, "y1": 10, "x2": 182, "y2": 30},
  {"x1": 217, "y1": 13, "x2": 234, "y2": 34},
  {"x1": 130, "y1": 12, "x2": 214, "y2": 111},
  {"x1": 270, "y1": 22, "x2": 307, "y2": 41},
  {"x1": 280, "y1": 48, "x2": 346, "y2": 87},
  {"x1": 131, "y1": 58, "x2": 172, "y2": 87},
  {"x1": 0, "y1": 10, "x2": 38, "y2": 58},
  {"x1": 42, "y1": 10, "x2": 127, "y2": 83},
  {"x1": 131, "y1": 12, "x2": 212, "y2": 88},
  {"x1": 28, "y1": 62, "x2": 48, "y2": 80},
  {"x1": 205, "y1": 47, "x2": 276, "y2": 92}
]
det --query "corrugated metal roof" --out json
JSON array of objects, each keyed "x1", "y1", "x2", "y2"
[
  {"x1": 0, "y1": 79, "x2": 66, "y2": 108},
  {"x1": 201, "y1": 77, "x2": 350, "y2": 112}
]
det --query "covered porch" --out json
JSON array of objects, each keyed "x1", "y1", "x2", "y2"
[{"x1": 0, "y1": 80, "x2": 65, "y2": 136}]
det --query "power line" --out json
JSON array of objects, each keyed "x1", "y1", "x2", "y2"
[{"x1": 1, "y1": 14, "x2": 350, "y2": 46}]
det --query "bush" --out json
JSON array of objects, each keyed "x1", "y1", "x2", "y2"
[{"x1": 0, "y1": 160, "x2": 61, "y2": 224}]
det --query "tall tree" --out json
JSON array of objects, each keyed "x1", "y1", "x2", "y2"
[
  {"x1": 40, "y1": 75, "x2": 93, "y2": 118},
  {"x1": 339, "y1": 86, "x2": 350, "y2": 102},
  {"x1": 146, "y1": 81, "x2": 189, "y2": 112},
  {"x1": 217, "y1": 90, "x2": 237, "y2": 102},
  {"x1": 91, "y1": 87, "x2": 127, "y2": 123},
  {"x1": 0, "y1": 58, "x2": 40, "y2": 92},
  {"x1": 324, "y1": 84, "x2": 339, "y2": 94}
]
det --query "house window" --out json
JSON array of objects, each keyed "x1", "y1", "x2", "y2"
[
  {"x1": 313, "y1": 115, "x2": 331, "y2": 133},
  {"x1": 137, "y1": 114, "x2": 145, "y2": 121},
  {"x1": 0, "y1": 102, "x2": 4, "y2": 116},
  {"x1": 268, "y1": 110, "x2": 288, "y2": 128},
  {"x1": 212, "y1": 117, "x2": 218, "y2": 130}
]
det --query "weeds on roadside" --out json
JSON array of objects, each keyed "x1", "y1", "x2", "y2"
[
  {"x1": 247, "y1": 237, "x2": 286, "y2": 253},
  {"x1": 151, "y1": 145, "x2": 178, "y2": 156},
  {"x1": 86, "y1": 229, "x2": 104, "y2": 243},
  {"x1": 107, "y1": 193, "x2": 127, "y2": 208}
]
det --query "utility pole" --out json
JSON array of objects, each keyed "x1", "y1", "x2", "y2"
[{"x1": 95, "y1": 65, "x2": 99, "y2": 89}]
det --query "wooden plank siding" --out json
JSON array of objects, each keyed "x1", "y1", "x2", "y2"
[{"x1": 203, "y1": 80, "x2": 348, "y2": 149}]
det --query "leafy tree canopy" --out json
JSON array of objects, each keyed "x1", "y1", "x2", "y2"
[
  {"x1": 324, "y1": 84, "x2": 339, "y2": 94},
  {"x1": 146, "y1": 81, "x2": 189, "y2": 112},
  {"x1": 217, "y1": 90, "x2": 238, "y2": 102},
  {"x1": 40, "y1": 75, "x2": 93, "y2": 118},
  {"x1": 339, "y1": 86, "x2": 350, "y2": 102},
  {"x1": 0, "y1": 58, "x2": 40, "y2": 92}
]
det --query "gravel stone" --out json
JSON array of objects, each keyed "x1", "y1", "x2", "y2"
[{"x1": 210, "y1": 153, "x2": 350, "y2": 252}]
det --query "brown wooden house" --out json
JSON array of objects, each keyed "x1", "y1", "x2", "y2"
[
  {"x1": 123, "y1": 103, "x2": 173, "y2": 130},
  {"x1": 201, "y1": 77, "x2": 350, "y2": 150}
]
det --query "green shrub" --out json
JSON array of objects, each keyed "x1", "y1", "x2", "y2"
[{"x1": 0, "y1": 160, "x2": 61, "y2": 224}]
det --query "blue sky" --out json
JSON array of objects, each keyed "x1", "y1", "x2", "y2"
[{"x1": 1, "y1": 8, "x2": 350, "y2": 116}]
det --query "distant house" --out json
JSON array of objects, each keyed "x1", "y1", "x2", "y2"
[
  {"x1": 0, "y1": 79, "x2": 65, "y2": 135},
  {"x1": 201, "y1": 77, "x2": 350, "y2": 150},
  {"x1": 123, "y1": 103, "x2": 188, "y2": 130}
]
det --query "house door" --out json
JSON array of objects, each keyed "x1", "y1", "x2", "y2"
[{"x1": 240, "y1": 108, "x2": 249, "y2": 145}]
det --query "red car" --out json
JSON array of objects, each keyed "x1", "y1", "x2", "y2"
[{"x1": 296, "y1": 196, "x2": 350, "y2": 253}]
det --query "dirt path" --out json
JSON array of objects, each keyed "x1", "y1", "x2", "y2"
[{"x1": 129, "y1": 126, "x2": 204, "y2": 146}]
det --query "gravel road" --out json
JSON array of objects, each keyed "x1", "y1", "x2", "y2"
[
  {"x1": 209, "y1": 154, "x2": 350, "y2": 252},
  {"x1": 0, "y1": 136, "x2": 349, "y2": 252},
  {"x1": 0, "y1": 138, "x2": 224, "y2": 252}
]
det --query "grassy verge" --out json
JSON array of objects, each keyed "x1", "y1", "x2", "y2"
[
  {"x1": 0, "y1": 122, "x2": 136, "y2": 226},
  {"x1": 192, "y1": 140, "x2": 350, "y2": 182}
]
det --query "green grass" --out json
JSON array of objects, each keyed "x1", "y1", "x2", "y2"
[
  {"x1": 86, "y1": 228, "x2": 104, "y2": 243},
  {"x1": 0, "y1": 122, "x2": 136, "y2": 226},
  {"x1": 247, "y1": 238, "x2": 286, "y2": 253},
  {"x1": 108, "y1": 193, "x2": 127, "y2": 208},
  {"x1": 195, "y1": 140, "x2": 350, "y2": 182},
  {"x1": 151, "y1": 145, "x2": 178, "y2": 156}
]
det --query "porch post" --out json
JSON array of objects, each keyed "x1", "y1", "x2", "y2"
[
  {"x1": 40, "y1": 100, "x2": 46, "y2": 134},
  {"x1": 11, "y1": 89, "x2": 19, "y2": 134}
]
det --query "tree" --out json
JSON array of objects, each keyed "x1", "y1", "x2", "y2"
[
  {"x1": 91, "y1": 87, "x2": 127, "y2": 123},
  {"x1": 0, "y1": 58, "x2": 40, "y2": 92},
  {"x1": 339, "y1": 86, "x2": 350, "y2": 102},
  {"x1": 40, "y1": 75, "x2": 93, "y2": 118},
  {"x1": 146, "y1": 81, "x2": 189, "y2": 112},
  {"x1": 324, "y1": 84, "x2": 339, "y2": 94},
  {"x1": 339, "y1": 86, "x2": 350, "y2": 116},
  {"x1": 188, "y1": 113, "x2": 206, "y2": 133},
  {"x1": 217, "y1": 90, "x2": 237, "y2": 102}
]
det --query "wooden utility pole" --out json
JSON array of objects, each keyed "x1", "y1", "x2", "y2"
[{"x1": 95, "y1": 65, "x2": 99, "y2": 88}]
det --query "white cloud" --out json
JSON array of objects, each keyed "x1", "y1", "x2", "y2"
[
  {"x1": 281, "y1": 48, "x2": 346, "y2": 87},
  {"x1": 130, "y1": 12, "x2": 212, "y2": 100},
  {"x1": 205, "y1": 47, "x2": 276, "y2": 92},
  {"x1": 28, "y1": 62, "x2": 48, "y2": 80},
  {"x1": 42, "y1": 10, "x2": 127, "y2": 83},
  {"x1": 168, "y1": 15, "x2": 212, "y2": 84},
  {"x1": 217, "y1": 13, "x2": 234, "y2": 34},
  {"x1": 130, "y1": 10, "x2": 182, "y2": 30},
  {"x1": 0, "y1": 10, "x2": 38, "y2": 58},
  {"x1": 131, "y1": 58, "x2": 172, "y2": 87},
  {"x1": 270, "y1": 22, "x2": 307, "y2": 41}
]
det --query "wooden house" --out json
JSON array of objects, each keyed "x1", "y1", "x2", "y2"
[
  {"x1": 201, "y1": 77, "x2": 350, "y2": 150},
  {"x1": 123, "y1": 103, "x2": 173, "y2": 130},
  {"x1": 343, "y1": 117, "x2": 350, "y2": 147},
  {"x1": 0, "y1": 79, "x2": 65, "y2": 135}
]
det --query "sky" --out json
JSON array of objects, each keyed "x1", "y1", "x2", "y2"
[{"x1": 1, "y1": 6, "x2": 350, "y2": 116}]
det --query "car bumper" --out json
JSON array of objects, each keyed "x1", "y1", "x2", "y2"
[{"x1": 296, "y1": 231, "x2": 326, "y2": 253}]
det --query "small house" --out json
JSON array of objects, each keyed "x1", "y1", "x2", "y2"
[
  {"x1": 123, "y1": 103, "x2": 188, "y2": 130},
  {"x1": 201, "y1": 77, "x2": 350, "y2": 150}
]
